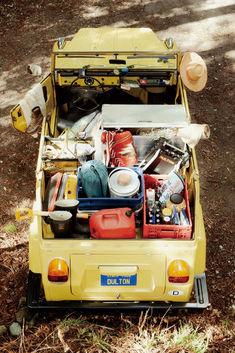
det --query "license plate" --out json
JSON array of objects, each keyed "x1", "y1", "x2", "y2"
[{"x1": 101, "y1": 274, "x2": 137, "y2": 286}]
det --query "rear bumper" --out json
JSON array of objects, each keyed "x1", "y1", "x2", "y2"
[{"x1": 27, "y1": 271, "x2": 209, "y2": 310}]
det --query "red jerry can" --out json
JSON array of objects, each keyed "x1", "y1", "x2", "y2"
[{"x1": 89, "y1": 208, "x2": 136, "y2": 239}]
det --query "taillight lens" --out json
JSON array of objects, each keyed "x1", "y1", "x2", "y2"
[
  {"x1": 48, "y1": 258, "x2": 69, "y2": 282},
  {"x1": 168, "y1": 259, "x2": 189, "y2": 283}
]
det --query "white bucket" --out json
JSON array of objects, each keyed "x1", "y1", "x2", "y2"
[{"x1": 108, "y1": 168, "x2": 140, "y2": 198}]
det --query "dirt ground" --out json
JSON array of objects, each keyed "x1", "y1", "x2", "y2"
[{"x1": 0, "y1": 0, "x2": 234, "y2": 352}]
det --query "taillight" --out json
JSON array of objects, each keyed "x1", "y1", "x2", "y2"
[
  {"x1": 168, "y1": 259, "x2": 189, "y2": 283},
  {"x1": 48, "y1": 258, "x2": 69, "y2": 282}
]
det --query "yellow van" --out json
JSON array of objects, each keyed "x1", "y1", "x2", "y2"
[{"x1": 12, "y1": 28, "x2": 209, "y2": 309}]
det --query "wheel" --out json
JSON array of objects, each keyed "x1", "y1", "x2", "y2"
[{"x1": 70, "y1": 76, "x2": 105, "y2": 112}]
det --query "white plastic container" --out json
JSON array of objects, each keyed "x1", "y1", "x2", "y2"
[{"x1": 146, "y1": 188, "x2": 155, "y2": 203}]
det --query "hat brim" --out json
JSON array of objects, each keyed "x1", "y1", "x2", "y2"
[{"x1": 180, "y1": 52, "x2": 207, "y2": 92}]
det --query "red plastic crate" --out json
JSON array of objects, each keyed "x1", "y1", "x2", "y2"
[{"x1": 143, "y1": 174, "x2": 192, "y2": 239}]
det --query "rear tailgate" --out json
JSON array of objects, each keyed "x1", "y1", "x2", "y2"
[{"x1": 70, "y1": 254, "x2": 166, "y2": 301}]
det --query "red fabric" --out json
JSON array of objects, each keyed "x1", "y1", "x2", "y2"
[
  {"x1": 110, "y1": 131, "x2": 138, "y2": 167},
  {"x1": 48, "y1": 172, "x2": 63, "y2": 212},
  {"x1": 144, "y1": 174, "x2": 159, "y2": 191}
]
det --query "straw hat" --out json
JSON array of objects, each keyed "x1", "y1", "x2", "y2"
[{"x1": 180, "y1": 52, "x2": 207, "y2": 92}]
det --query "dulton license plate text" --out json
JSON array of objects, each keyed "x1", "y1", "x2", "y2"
[{"x1": 101, "y1": 274, "x2": 137, "y2": 286}]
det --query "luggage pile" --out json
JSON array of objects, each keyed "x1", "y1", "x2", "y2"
[{"x1": 42, "y1": 120, "x2": 194, "y2": 240}]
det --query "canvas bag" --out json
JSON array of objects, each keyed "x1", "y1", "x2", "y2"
[{"x1": 80, "y1": 160, "x2": 108, "y2": 198}]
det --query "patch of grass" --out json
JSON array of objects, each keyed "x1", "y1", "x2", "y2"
[
  {"x1": 59, "y1": 316, "x2": 113, "y2": 352},
  {"x1": 60, "y1": 315, "x2": 84, "y2": 328},
  {"x1": 129, "y1": 323, "x2": 210, "y2": 353},
  {"x1": 4, "y1": 223, "x2": 17, "y2": 233},
  {"x1": 222, "y1": 317, "x2": 230, "y2": 328},
  {"x1": 159, "y1": 322, "x2": 210, "y2": 353},
  {"x1": 74, "y1": 325, "x2": 91, "y2": 343},
  {"x1": 116, "y1": 314, "x2": 212, "y2": 353},
  {"x1": 134, "y1": 330, "x2": 157, "y2": 353},
  {"x1": 92, "y1": 331, "x2": 112, "y2": 353},
  {"x1": 73, "y1": 325, "x2": 112, "y2": 352},
  {"x1": 57, "y1": 313, "x2": 213, "y2": 353}
]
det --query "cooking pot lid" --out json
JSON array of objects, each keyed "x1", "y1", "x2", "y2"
[
  {"x1": 49, "y1": 211, "x2": 72, "y2": 221},
  {"x1": 109, "y1": 170, "x2": 139, "y2": 194},
  {"x1": 55, "y1": 199, "x2": 79, "y2": 208}
]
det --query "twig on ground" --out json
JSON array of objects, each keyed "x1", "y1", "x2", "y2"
[
  {"x1": 138, "y1": 308, "x2": 150, "y2": 331},
  {"x1": 19, "y1": 318, "x2": 26, "y2": 353},
  {"x1": 57, "y1": 327, "x2": 71, "y2": 353},
  {"x1": 158, "y1": 306, "x2": 172, "y2": 331},
  {"x1": 32, "y1": 327, "x2": 58, "y2": 353},
  {"x1": 120, "y1": 313, "x2": 134, "y2": 327}
]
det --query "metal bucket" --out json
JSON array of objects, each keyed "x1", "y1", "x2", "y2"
[
  {"x1": 55, "y1": 199, "x2": 79, "y2": 229},
  {"x1": 108, "y1": 168, "x2": 140, "y2": 198},
  {"x1": 48, "y1": 211, "x2": 72, "y2": 237}
]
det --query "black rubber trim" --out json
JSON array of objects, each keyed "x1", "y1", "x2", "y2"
[{"x1": 27, "y1": 271, "x2": 42, "y2": 307}]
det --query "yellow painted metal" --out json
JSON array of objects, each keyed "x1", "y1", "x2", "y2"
[
  {"x1": 59, "y1": 28, "x2": 168, "y2": 52},
  {"x1": 11, "y1": 105, "x2": 28, "y2": 132},
  {"x1": 54, "y1": 56, "x2": 177, "y2": 70},
  {"x1": 30, "y1": 227, "x2": 204, "y2": 303},
  {"x1": 57, "y1": 75, "x2": 120, "y2": 86},
  {"x1": 178, "y1": 76, "x2": 191, "y2": 123},
  {"x1": 31, "y1": 152, "x2": 206, "y2": 302},
  {"x1": 36, "y1": 118, "x2": 47, "y2": 174},
  {"x1": 42, "y1": 220, "x2": 54, "y2": 239},
  {"x1": 70, "y1": 254, "x2": 166, "y2": 300},
  {"x1": 30, "y1": 161, "x2": 205, "y2": 302},
  {"x1": 54, "y1": 28, "x2": 179, "y2": 53},
  {"x1": 15, "y1": 28, "x2": 206, "y2": 304},
  {"x1": 42, "y1": 74, "x2": 55, "y2": 114},
  {"x1": 64, "y1": 175, "x2": 77, "y2": 199},
  {"x1": 36, "y1": 238, "x2": 196, "y2": 302},
  {"x1": 42, "y1": 161, "x2": 80, "y2": 174},
  {"x1": 52, "y1": 28, "x2": 178, "y2": 71},
  {"x1": 15, "y1": 207, "x2": 41, "y2": 220}
]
